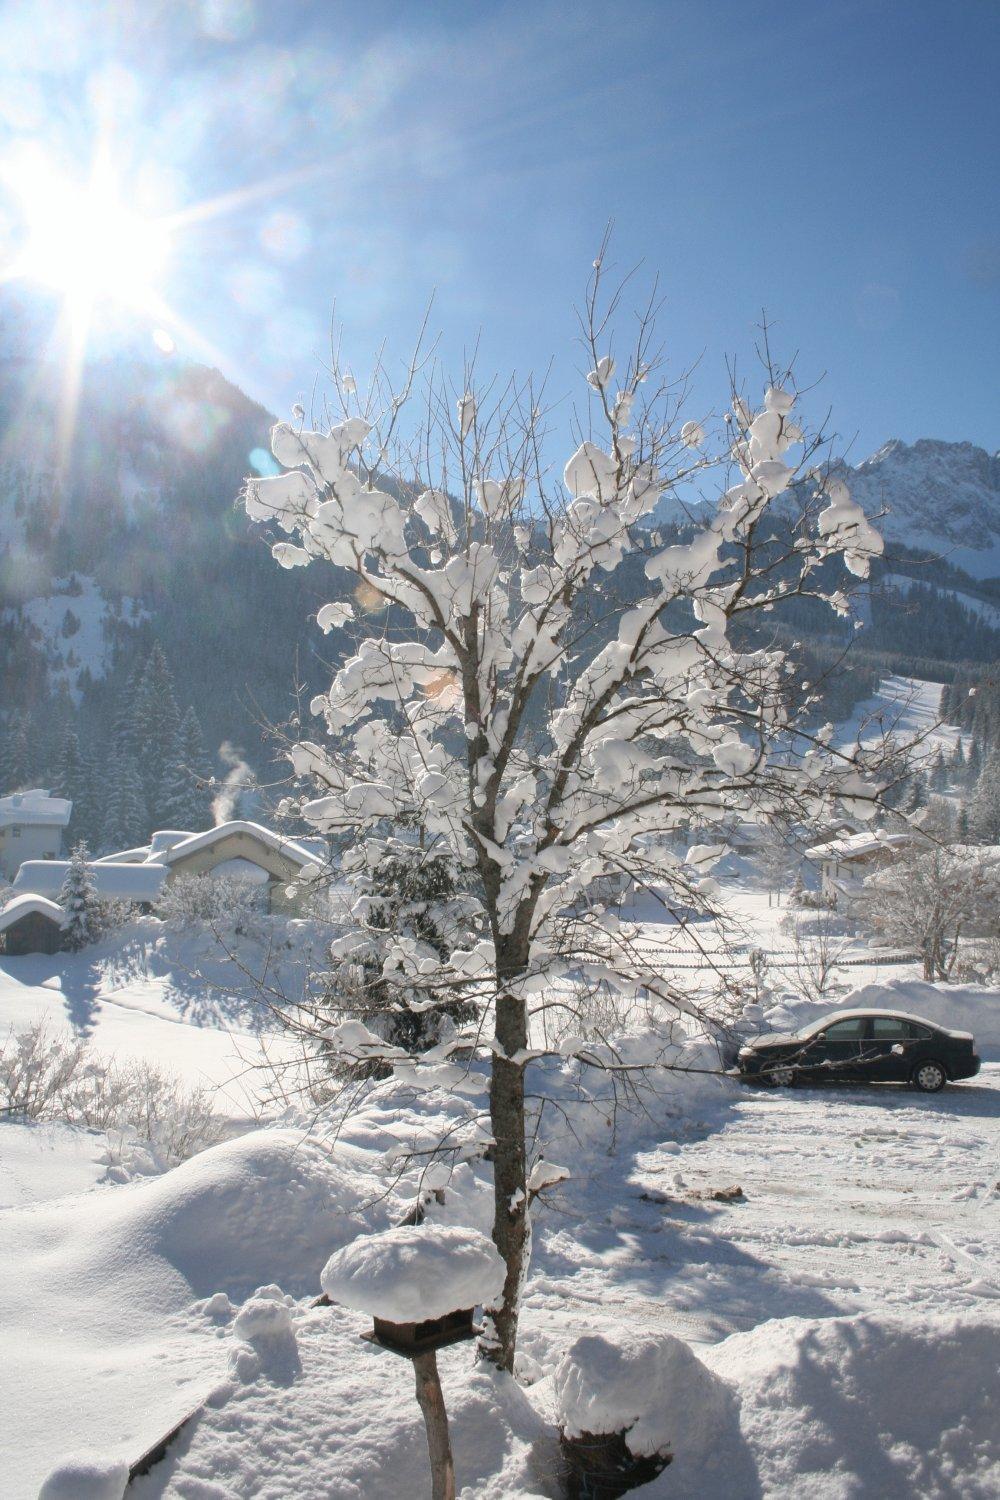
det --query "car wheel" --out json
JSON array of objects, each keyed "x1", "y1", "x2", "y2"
[
  {"x1": 911, "y1": 1060, "x2": 947, "y2": 1093},
  {"x1": 769, "y1": 1065, "x2": 797, "y2": 1088}
]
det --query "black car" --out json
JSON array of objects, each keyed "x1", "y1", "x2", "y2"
[{"x1": 737, "y1": 1009, "x2": 981, "y2": 1092}]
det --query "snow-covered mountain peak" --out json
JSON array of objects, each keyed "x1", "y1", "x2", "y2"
[{"x1": 846, "y1": 436, "x2": 1000, "y2": 576}]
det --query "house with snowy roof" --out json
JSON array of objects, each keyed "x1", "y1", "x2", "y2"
[
  {"x1": 0, "y1": 790, "x2": 72, "y2": 880},
  {"x1": 151, "y1": 821, "x2": 327, "y2": 912},
  {"x1": 805, "y1": 828, "x2": 918, "y2": 899},
  {"x1": 0, "y1": 894, "x2": 66, "y2": 955},
  {"x1": 12, "y1": 820, "x2": 327, "y2": 916}
]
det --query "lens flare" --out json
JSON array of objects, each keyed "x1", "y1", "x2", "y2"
[{"x1": 3, "y1": 149, "x2": 170, "y2": 312}]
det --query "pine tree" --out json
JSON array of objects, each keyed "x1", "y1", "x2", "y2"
[
  {"x1": 904, "y1": 773, "x2": 927, "y2": 815},
  {"x1": 158, "y1": 710, "x2": 212, "y2": 832},
  {"x1": 111, "y1": 662, "x2": 144, "y2": 761},
  {"x1": 0, "y1": 718, "x2": 32, "y2": 791},
  {"x1": 166, "y1": 706, "x2": 213, "y2": 830},
  {"x1": 72, "y1": 744, "x2": 103, "y2": 850},
  {"x1": 133, "y1": 645, "x2": 183, "y2": 825},
  {"x1": 58, "y1": 842, "x2": 101, "y2": 950},
  {"x1": 101, "y1": 752, "x2": 148, "y2": 852},
  {"x1": 930, "y1": 748, "x2": 947, "y2": 792},
  {"x1": 54, "y1": 729, "x2": 84, "y2": 808},
  {"x1": 972, "y1": 748, "x2": 1000, "y2": 844}
]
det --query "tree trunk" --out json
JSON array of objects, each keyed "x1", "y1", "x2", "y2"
[
  {"x1": 413, "y1": 1350, "x2": 455, "y2": 1500},
  {"x1": 483, "y1": 977, "x2": 529, "y2": 1373}
]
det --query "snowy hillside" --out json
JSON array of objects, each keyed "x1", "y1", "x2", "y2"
[{"x1": 1, "y1": 574, "x2": 148, "y2": 699}]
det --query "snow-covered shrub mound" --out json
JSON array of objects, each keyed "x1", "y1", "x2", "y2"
[
  {"x1": 707, "y1": 1312, "x2": 1000, "y2": 1498},
  {"x1": 760, "y1": 976, "x2": 1000, "y2": 1057},
  {"x1": 8, "y1": 1127, "x2": 390, "y2": 1318},
  {"x1": 553, "y1": 1332, "x2": 739, "y2": 1467},
  {"x1": 117, "y1": 1127, "x2": 390, "y2": 1300},
  {"x1": 37, "y1": 1452, "x2": 128, "y2": 1500},
  {"x1": 321, "y1": 1223, "x2": 505, "y2": 1322}
]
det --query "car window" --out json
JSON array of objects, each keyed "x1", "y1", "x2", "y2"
[
  {"x1": 820, "y1": 1018, "x2": 867, "y2": 1040},
  {"x1": 871, "y1": 1017, "x2": 929, "y2": 1040},
  {"x1": 870, "y1": 1017, "x2": 908, "y2": 1039}
]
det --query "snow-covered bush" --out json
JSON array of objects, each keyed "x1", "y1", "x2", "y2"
[
  {"x1": 319, "y1": 836, "x2": 482, "y2": 1074},
  {"x1": 0, "y1": 1020, "x2": 224, "y2": 1166},
  {"x1": 244, "y1": 254, "x2": 886, "y2": 1370},
  {"x1": 155, "y1": 871, "x2": 268, "y2": 936},
  {"x1": 553, "y1": 1331, "x2": 736, "y2": 1496}
]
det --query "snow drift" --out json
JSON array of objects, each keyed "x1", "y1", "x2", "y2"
[{"x1": 707, "y1": 1311, "x2": 1000, "y2": 1499}]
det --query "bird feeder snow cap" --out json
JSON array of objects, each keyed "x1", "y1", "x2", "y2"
[{"x1": 320, "y1": 1224, "x2": 506, "y2": 1355}]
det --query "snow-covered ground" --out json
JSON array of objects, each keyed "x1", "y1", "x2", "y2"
[
  {"x1": 1, "y1": 574, "x2": 148, "y2": 700},
  {"x1": 3, "y1": 901, "x2": 998, "y2": 1496},
  {"x1": 6, "y1": 1062, "x2": 995, "y2": 1498},
  {"x1": 0, "y1": 916, "x2": 318, "y2": 1117}
]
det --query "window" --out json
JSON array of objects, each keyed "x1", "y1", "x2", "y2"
[
  {"x1": 821, "y1": 1018, "x2": 867, "y2": 1040},
  {"x1": 871, "y1": 1017, "x2": 929, "y2": 1040}
]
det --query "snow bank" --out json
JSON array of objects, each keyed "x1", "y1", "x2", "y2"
[
  {"x1": 707, "y1": 1312, "x2": 1000, "y2": 1499},
  {"x1": 321, "y1": 1223, "x2": 505, "y2": 1322},
  {"x1": 552, "y1": 1331, "x2": 736, "y2": 1464},
  {"x1": 0, "y1": 1119, "x2": 108, "y2": 1207}
]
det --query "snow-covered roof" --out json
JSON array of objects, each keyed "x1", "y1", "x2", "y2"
[
  {"x1": 148, "y1": 830, "x2": 196, "y2": 855},
  {"x1": 158, "y1": 820, "x2": 326, "y2": 871},
  {"x1": 0, "y1": 894, "x2": 66, "y2": 932},
  {"x1": 320, "y1": 1224, "x2": 506, "y2": 1323},
  {"x1": 0, "y1": 790, "x2": 72, "y2": 830},
  {"x1": 13, "y1": 860, "x2": 168, "y2": 902},
  {"x1": 93, "y1": 845, "x2": 152, "y2": 865},
  {"x1": 805, "y1": 830, "x2": 915, "y2": 862}
]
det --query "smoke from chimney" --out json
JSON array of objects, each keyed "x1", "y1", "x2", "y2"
[{"x1": 212, "y1": 741, "x2": 253, "y2": 825}]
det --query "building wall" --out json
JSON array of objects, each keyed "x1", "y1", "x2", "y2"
[
  {"x1": 0, "y1": 911, "x2": 64, "y2": 955},
  {"x1": 0, "y1": 824, "x2": 63, "y2": 881}
]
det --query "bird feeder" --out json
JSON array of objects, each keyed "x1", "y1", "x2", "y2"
[
  {"x1": 321, "y1": 1223, "x2": 506, "y2": 1500},
  {"x1": 367, "y1": 1304, "x2": 477, "y2": 1356}
]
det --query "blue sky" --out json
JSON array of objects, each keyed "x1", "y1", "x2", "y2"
[{"x1": 0, "y1": 0, "x2": 997, "y2": 460}]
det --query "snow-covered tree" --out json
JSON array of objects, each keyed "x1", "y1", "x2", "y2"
[
  {"x1": 101, "y1": 751, "x2": 148, "y2": 852},
  {"x1": 243, "y1": 262, "x2": 886, "y2": 1370},
  {"x1": 58, "y1": 842, "x2": 102, "y2": 951},
  {"x1": 158, "y1": 706, "x2": 213, "y2": 833},
  {"x1": 971, "y1": 748, "x2": 1000, "y2": 844},
  {"x1": 864, "y1": 840, "x2": 1000, "y2": 980}
]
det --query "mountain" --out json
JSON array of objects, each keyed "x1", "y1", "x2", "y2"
[
  {"x1": 1, "y1": 313, "x2": 998, "y2": 817},
  {"x1": 0, "y1": 337, "x2": 355, "y2": 799},
  {"x1": 847, "y1": 438, "x2": 1000, "y2": 579}
]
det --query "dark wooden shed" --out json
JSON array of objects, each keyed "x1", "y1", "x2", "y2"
[{"x1": 0, "y1": 897, "x2": 66, "y2": 955}]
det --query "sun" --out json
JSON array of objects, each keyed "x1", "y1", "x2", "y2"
[{"x1": 2, "y1": 149, "x2": 170, "y2": 316}]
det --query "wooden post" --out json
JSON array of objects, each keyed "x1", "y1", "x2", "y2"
[{"x1": 412, "y1": 1349, "x2": 456, "y2": 1500}]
